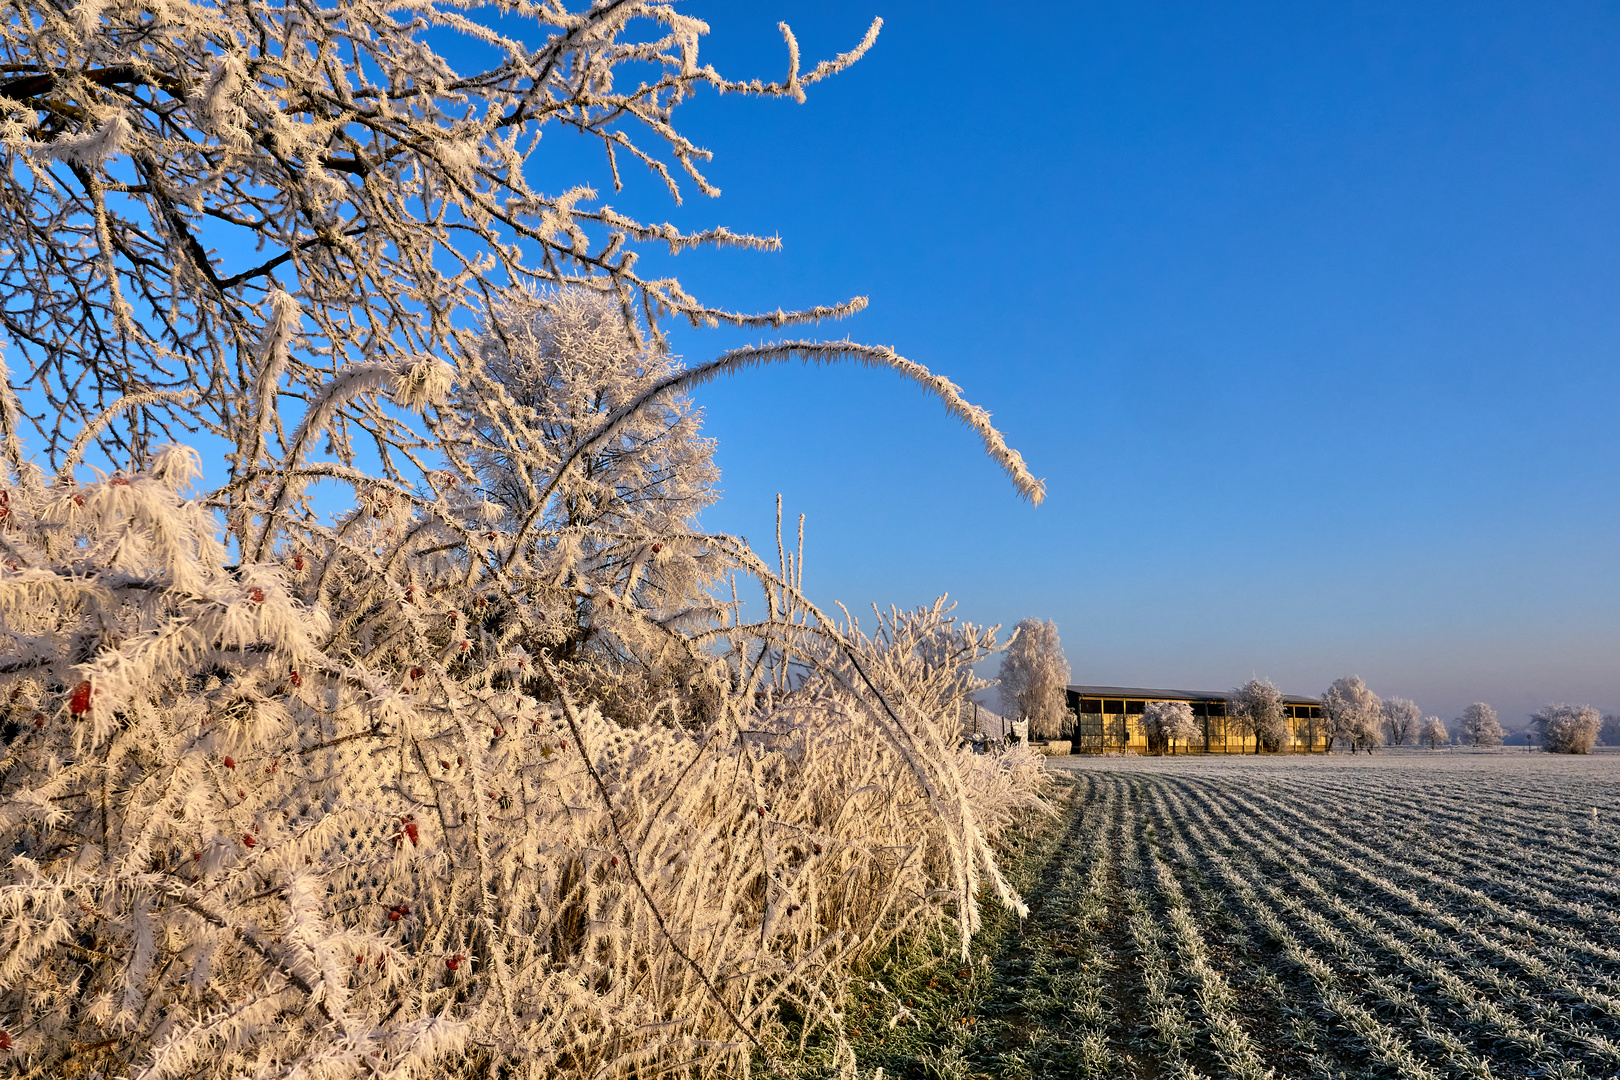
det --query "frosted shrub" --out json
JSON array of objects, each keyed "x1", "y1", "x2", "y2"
[
  {"x1": 0, "y1": 458, "x2": 1049, "y2": 1079},
  {"x1": 0, "y1": 1, "x2": 1054, "y2": 1076},
  {"x1": 1533, "y1": 704, "x2": 1602, "y2": 754}
]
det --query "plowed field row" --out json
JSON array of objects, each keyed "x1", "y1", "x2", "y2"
[{"x1": 837, "y1": 755, "x2": 1620, "y2": 1079}]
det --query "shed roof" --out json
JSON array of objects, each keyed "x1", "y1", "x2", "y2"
[{"x1": 1067, "y1": 684, "x2": 1322, "y2": 706}]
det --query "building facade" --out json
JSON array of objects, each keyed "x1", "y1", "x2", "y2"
[{"x1": 1065, "y1": 684, "x2": 1326, "y2": 754}]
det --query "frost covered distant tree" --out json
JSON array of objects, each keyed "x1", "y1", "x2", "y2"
[
  {"x1": 1420, "y1": 715, "x2": 1448, "y2": 749},
  {"x1": 1143, "y1": 700, "x2": 1201, "y2": 754},
  {"x1": 1600, "y1": 714, "x2": 1620, "y2": 746},
  {"x1": 0, "y1": 4, "x2": 1056, "y2": 1078},
  {"x1": 1322, "y1": 675, "x2": 1383, "y2": 753},
  {"x1": 1382, "y1": 696, "x2": 1422, "y2": 747},
  {"x1": 1533, "y1": 703, "x2": 1603, "y2": 754},
  {"x1": 1228, "y1": 678, "x2": 1288, "y2": 753},
  {"x1": 997, "y1": 619, "x2": 1071, "y2": 741},
  {"x1": 1459, "y1": 702, "x2": 1505, "y2": 748}
]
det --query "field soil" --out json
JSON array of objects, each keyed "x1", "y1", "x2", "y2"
[{"x1": 823, "y1": 753, "x2": 1620, "y2": 1080}]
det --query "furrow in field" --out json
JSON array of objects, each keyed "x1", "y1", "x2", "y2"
[
  {"x1": 972, "y1": 772, "x2": 1123, "y2": 1077},
  {"x1": 1201, "y1": 780, "x2": 1620, "y2": 1071},
  {"x1": 1270, "y1": 776, "x2": 1620, "y2": 932},
  {"x1": 1117, "y1": 780, "x2": 1212, "y2": 1080},
  {"x1": 1139, "y1": 780, "x2": 1368, "y2": 1080},
  {"x1": 1229, "y1": 780, "x2": 1620, "y2": 972},
  {"x1": 1148, "y1": 776, "x2": 1376, "y2": 1078},
  {"x1": 1160, "y1": 778, "x2": 1518, "y2": 1079},
  {"x1": 1183, "y1": 779, "x2": 1608, "y2": 1075}
]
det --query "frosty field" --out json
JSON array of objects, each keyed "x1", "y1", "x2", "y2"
[{"x1": 826, "y1": 753, "x2": 1620, "y2": 1080}]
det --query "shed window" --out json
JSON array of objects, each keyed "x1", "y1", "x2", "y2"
[
  {"x1": 1125, "y1": 700, "x2": 1145, "y2": 715},
  {"x1": 1103, "y1": 699, "x2": 1124, "y2": 714},
  {"x1": 1080, "y1": 698, "x2": 1102, "y2": 714}
]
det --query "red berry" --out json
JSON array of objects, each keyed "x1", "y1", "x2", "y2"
[
  {"x1": 814, "y1": 844, "x2": 823, "y2": 855},
  {"x1": 757, "y1": 807, "x2": 766, "y2": 817},
  {"x1": 485, "y1": 531, "x2": 497, "y2": 540},
  {"x1": 31, "y1": 713, "x2": 44, "y2": 730},
  {"x1": 389, "y1": 910, "x2": 400, "y2": 922},
  {"x1": 652, "y1": 543, "x2": 662, "y2": 554},
  {"x1": 493, "y1": 727, "x2": 503, "y2": 738},
  {"x1": 68, "y1": 681, "x2": 92, "y2": 715},
  {"x1": 72, "y1": 493, "x2": 85, "y2": 506},
  {"x1": 409, "y1": 667, "x2": 424, "y2": 680},
  {"x1": 242, "y1": 833, "x2": 256, "y2": 847},
  {"x1": 293, "y1": 555, "x2": 306, "y2": 571},
  {"x1": 0, "y1": 1030, "x2": 11, "y2": 1051},
  {"x1": 192, "y1": 851, "x2": 202, "y2": 862},
  {"x1": 109, "y1": 477, "x2": 129, "y2": 487},
  {"x1": 610, "y1": 856, "x2": 619, "y2": 867},
  {"x1": 224, "y1": 756, "x2": 236, "y2": 769},
  {"x1": 404, "y1": 821, "x2": 419, "y2": 846},
  {"x1": 248, "y1": 587, "x2": 265, "y2": 602},
  {"x1": 459, "y1": 641, "x2": 471, "y2": 651},
  {"x1": 356, "y1": 955, "x2": 364, "y2": 965},
  {"x1": 457, "y1": 755, "x2": 464, "y2": 765},
  {"x1": 446, "y1": 954, "x2": 462, "y2": 971},
  {"x1": 439, "y1": 759, "x2": 451, "y2": 770},
  {"x1": 289, "y1": 670, "x2": 301, "y2": 687}
]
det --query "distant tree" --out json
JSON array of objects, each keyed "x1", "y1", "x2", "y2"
[
  {"x1": 1323, "y1": 675, "x2": 1383, "y2": 753},
  {"x1": 1459, "y1": 702, "x2": 1505, "y2": 748},
  {"x1": 1228, "y1": 678, "x2": 1289, "y2": 753},
  {"x1": 1420, "y1": 715, "x2": 1448, "y2": 750},
  {"x1": 1533, "y1": 704, "x2": 1603, "y2": 754},
  {"x1": 997, "y1": 619, "x2": 1072, "y2": 741},
  {"x1": 1382, "y1": 696, "x2": 1422, "y2": 747},
  {"x1": 1143, "y1": 700, "x2": 1201, "y2": 754},
  {"x1": 1600, "y1": 714, "x2": 1620, "y2": 746}
]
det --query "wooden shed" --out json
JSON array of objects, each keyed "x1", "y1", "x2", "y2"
[{"x1": 1064, "y1": 684, "x2": 1326, "y2": 754}]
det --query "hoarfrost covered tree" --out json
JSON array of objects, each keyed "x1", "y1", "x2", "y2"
[
  {"x1": 997, "y1": 618, "x2": 1072, "y2": 741},
  {"x1": 1533, "y1": 703, "x2": 1603, "y2": 754},
  {"x1": 1459, "y1": 702, "x2": 1506, "y2": 748},
  {"x1": 1382, "y1": 696, "x2": 1422, "y2": 748},
  {"x1": 1142, "y1": 700, "x2": 1200, "y2": 754},
  {"x1": 1600, "y1": 714, "x2": 1620, "y2": 746},
  {"x1": 1420, "y1": 715, "x2": 1448, "y2": 749},
  {"x1": 0, "y1": 5, "x2": 1055, "y2": 1079},
  {"x1": 457, "y1": 288, "x2": 724, "y2": 721},
  {"x1": 1227, "y1": 678, "x2": 1288, "y2": 753},
  {"x1": 1323, "y1": 675, "x2": 1383, "y2": 753}
]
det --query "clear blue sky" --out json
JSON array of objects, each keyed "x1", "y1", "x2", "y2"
[{"x1": 601, "y1": 1, "x2": 1620, "y2": 727}]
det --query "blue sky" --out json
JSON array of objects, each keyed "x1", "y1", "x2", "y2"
[{"x1": 599, "y1": 1, "x2": 1620, "y2": 726}]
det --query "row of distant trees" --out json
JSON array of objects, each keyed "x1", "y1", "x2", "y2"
[
  {"x1": 993, "y1": 624, "x2": 1615, "y2": 755},
  {"x1": 1315, "y1": 681, "x2": 1614, "y2": 754}
]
